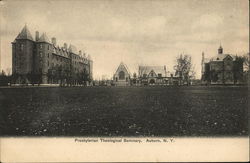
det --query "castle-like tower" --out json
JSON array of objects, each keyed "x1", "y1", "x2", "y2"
[{"x1": 12, "y1": 25, "x2": 93, "y2": 85}]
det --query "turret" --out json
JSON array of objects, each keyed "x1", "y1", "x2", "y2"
[
  {"x1": 218, "y1": 45, "x2": 223, "y2": 54},
  {"x1": 36, "y1": 33, "x2": 52, "y2": 84},
  {"x1": 12, "y1": 24, "x2": 35, "y2": 77}
]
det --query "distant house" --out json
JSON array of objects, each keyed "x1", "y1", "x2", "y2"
[
  {"x1": 201, "y1": 46, "x2": 243, "y2": 85},
  {"x1": 138, "y1": 66, "x2": 180, "y2": 85},
  {"x1": 113, "y1": 62, "x2": 131, "y2": 86}
]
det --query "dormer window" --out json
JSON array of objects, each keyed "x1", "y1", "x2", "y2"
[
  {"x1": 217, "y1": 58, "x2": 219, "y2": 60},
  {"x1": 158, "y1": 73, "x2": 162, "y2": 77}
]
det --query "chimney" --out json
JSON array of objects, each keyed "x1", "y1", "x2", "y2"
[
  {"x1": 35, "y1": 31, "x2": 39, "y2": 41},
  {"x1": 64, "y1": 43, "x2": 67, "y2": 49},
  {"x1": 52, "y1": 37, "x2": 56, "y2": 46}
]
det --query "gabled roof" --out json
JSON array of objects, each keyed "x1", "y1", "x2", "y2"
[
  {"x1": 148, "y1": 70, "x2": 157, "y2": 77},
  {"x1": 114, "y1": 62, "x2": 130, "y2": 76},
  {"x1": 37, "y1": 33, "x2": 51, "y2": 43},
  {"x1": 138, "y1": 66, "x2": 166, "y2": 77},
  {"x1": 15, "y1": 24, "x2": 34, "y2": 41}
]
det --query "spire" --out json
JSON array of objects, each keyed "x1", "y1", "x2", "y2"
[
  {"x1": 37, "y1": 33, "x2": 51, "y2": 43},
  {"x1": 16, "y1": 24, "x2": 34, "y2": 41}
]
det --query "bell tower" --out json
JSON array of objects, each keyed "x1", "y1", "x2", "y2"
[{"x1": 218, "y1": 45, "x2": 223, "y2": 54}]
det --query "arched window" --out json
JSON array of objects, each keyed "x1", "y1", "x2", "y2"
[
  {"x1": 150, "y1": 79, "x2": 155, "y2": 84},
  {"x1": 119, "y1": 71, "x2": 125, "y2": 80}
]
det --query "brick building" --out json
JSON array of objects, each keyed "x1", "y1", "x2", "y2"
[
  {"x1": 201, "y1": 46, "x2": 243, "y2": 85},
  {"x1": 12, "y1": 25, "x2": 93, "y2": 85}
]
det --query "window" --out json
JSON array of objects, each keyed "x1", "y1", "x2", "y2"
[
  {"x1": 48, "y1": 53, "x2": 49, "y2": 58},
  {"x1": 40, "y1": 44, "x2": 43, "y2": 49},
  {"x1": 48, "y1": 45, "x2": 49, "y2": 50},
  {"x1": 119, "y1": 71, "x2": 125, "y2": 80},
  {"x1": 20, "y1": 44, "x2": 24, "y2": 51},
  {"x1": 40, "y1": 52, "x2": 42, "y2": 57},
  {"x1": 48, "y1": 61, "x2": 49, "y2": 66},
  {"x1": 158, "y1": 73, "x2": 162, "y2": 77}
]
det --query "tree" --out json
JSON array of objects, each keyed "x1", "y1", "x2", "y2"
[
  {"x1": 233, "y1": 56, "x2": 244, "y2": 84},
  {"x1": 174, "y1": 54, "x2": 195, "y2": 85},
  {"x1": 242, "y1": 53, "x2": 249, "y2": 72},
  {"x1": 241, "y1": 53, "x2": 250, "y2": 84}
]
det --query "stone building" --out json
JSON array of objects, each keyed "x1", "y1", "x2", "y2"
[
  {"x1": 201, "y1": 46, "x2": 243, "y2": 85},
  {"x1": 12, "y1": 25, "x2": 93, "y2": 85},
  {"x1": 113, "y1": 62, "x2": 131, "y2": 86}
]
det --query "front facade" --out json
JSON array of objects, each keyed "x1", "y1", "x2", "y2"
[
  {"x1": 113, "y1": 62, "x2": 131, "y2": 86},
  {"x1": 12, "y1": 25, "x2": 93, "y2": 85},
  {"x1": 201, "y1": 46, "x2": 243, "y2": 85}
]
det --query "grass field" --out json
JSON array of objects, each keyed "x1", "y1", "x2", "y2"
[{"x1": 0, "y1": 86, "x2": 248, "y2": 136}]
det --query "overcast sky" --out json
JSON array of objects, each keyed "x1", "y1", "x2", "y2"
[{"x1": 0, "y1": 0, "x2": 249, "y2": 79}]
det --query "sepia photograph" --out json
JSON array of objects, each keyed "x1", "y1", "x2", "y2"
[{"x1": 0, "y1": 0, "x2": 249, "y2": 162}]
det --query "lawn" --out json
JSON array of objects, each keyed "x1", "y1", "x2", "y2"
[{"x1": 0, "y1": 86, "x2": 248, "y2": 136}]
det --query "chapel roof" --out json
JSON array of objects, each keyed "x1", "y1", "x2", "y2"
[{"x1": 114, "y1": 62, "x2": 130, "y2": 75}]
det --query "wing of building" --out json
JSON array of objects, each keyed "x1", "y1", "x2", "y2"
[
  {"x1": 138, "y1": 65, "x2": 181, "y2": 85},
  {"x1": 201, "y1": 46, "x2": 243, "y2": 85},
  {"x1": 12, "y1": 25, "x2": 93, "y2": 85}
]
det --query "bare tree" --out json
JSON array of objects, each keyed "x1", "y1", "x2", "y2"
[
  {"x1": 242, "y1": 53, "x2": 249, "y2": 72},
  {"x1": 174, "y1": 54, "x2": 195, "y2": 85}
]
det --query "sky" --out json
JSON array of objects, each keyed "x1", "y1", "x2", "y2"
[{"x1": 0, "y1": 0, "x2": 249, "y2": 79}]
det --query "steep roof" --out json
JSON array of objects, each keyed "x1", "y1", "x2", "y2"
[
  {"x1": 37, "y1": 33, "x2": 51, "y2": 43},
  {"x1": 114, "y1": 62, "x2": 130, "y2": 76},
  {"x1": 15, "y1": 24, "x2": 34, "y2": 41},
  {"x1": 138, "y1": 66, "x2": 166, "y2": 77}
]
